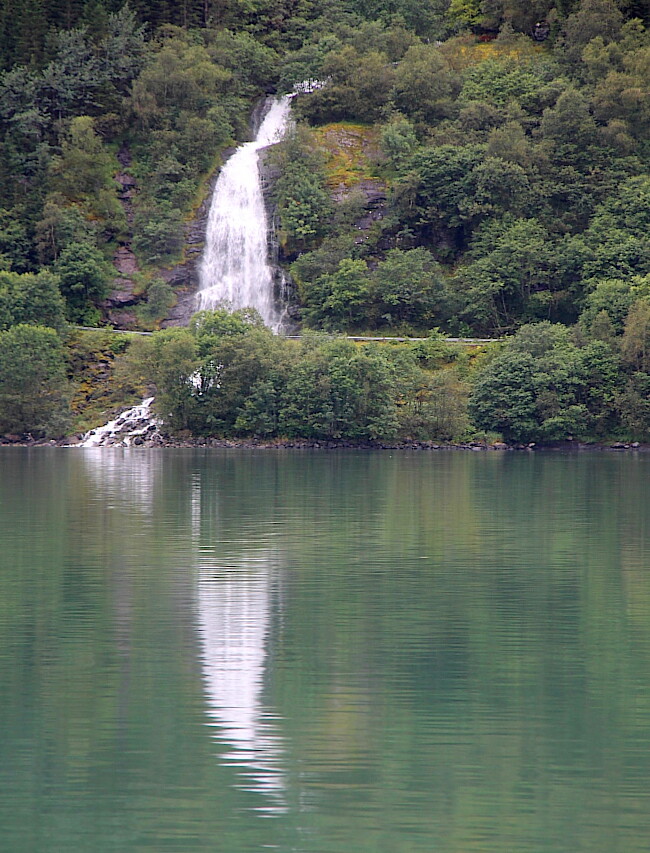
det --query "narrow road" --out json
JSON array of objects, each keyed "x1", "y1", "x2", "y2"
[
  {"x1": 285, "y1": 335, "x2": 500, "y2": 344},
  {"x1": 73, "y1": 326, "x2": 501, "y2": 344}
]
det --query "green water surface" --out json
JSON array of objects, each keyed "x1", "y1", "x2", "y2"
[{"x1": 1, "y1": 448, "x2": 649, "y2": 852}]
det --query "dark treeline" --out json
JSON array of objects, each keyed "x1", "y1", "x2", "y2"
[
  {"x1": 0, "y1": 0, "x2": 278, "y2": 68},
  {"x1": 1, "y1": 0, "x2": 650, "y2": 445}
]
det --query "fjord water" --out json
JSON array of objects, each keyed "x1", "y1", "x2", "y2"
[{"x1": 2, "y1": 449, "x2": 650, "y2": 853}]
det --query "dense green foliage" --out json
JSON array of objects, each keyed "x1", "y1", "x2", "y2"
[
  {"x1": 0, "y1": 269, "x2": 66, "y2": 332},
  {"x1": 468, "y1": 322, "x2": 621, "y2": 441},
  {"x1": 275, "y1": 1, "x2": 650, "y2": 341},
  {"x1": 115, "y1": 305, "x2": 650, "y2": 444},
  {"x1": 122, "y1": 308, "x2": 472, "y2": 441},
  {"x1": 0, "y1": 324, "x2": 70, "y2": 436}
]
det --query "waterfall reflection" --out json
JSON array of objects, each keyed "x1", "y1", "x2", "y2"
[
  {"x1": 192, "y1": 475, "x2": 287, "y2": 813},
  {"x1": 198, "y1": 552, "x2": 285, "y2": 812},
  {"x1": 79, "y1": 453, "x2": 288, "y2": 813},
  {"x1": 197, "y1": 558, "x2": 286, "y2": 811},
  {"x1": 76, "y1": 447, "x2": 163, "y2": 514}
]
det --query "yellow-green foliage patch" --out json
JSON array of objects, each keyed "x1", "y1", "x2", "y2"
[
  {"x1": 440, "y1": 34, "x2": 545, "y2": 70},
  {"x1": 66, "y1": 329, "x2": 145, "y2": 433},
  {"x1": 311, "y1": 123, "x2": 385, "y2": 193}
]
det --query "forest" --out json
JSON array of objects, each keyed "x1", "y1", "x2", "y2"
[{"x1": 1, "y1": 0, "x2": 650, "y2": 445}]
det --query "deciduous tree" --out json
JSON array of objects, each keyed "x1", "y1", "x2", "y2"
[{"x1": 0, "y1": 324, "x2": 70, "y2": 436}]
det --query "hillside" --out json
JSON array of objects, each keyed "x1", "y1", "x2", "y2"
[{"x1": 1, "y1": 0, "x2": 650, "y2": 445}]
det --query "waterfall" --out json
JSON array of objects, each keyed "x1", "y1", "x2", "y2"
[
  {"x1": 76, "y1": 397, "x2": 161, "y2": 447},
  {"x1": 197, "y1": 96, "x2": 293, "y2": 331},
  {"x1": 76, "y1": 99, "x2": 294, "y2": 447}
]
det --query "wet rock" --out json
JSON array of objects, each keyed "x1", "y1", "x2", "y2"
[
  {"x1": 117, "y1": 144, "x2": 132, "y2": 168},
  {"x1": 186, "y1": 223, "x2": 205, "y2": 245},
  {"x1": 104, "y1": 277, "x2": 139, "y2": 307},
  {"x1": 105, "y1": 309, "x2": 139, "y2": 329},
  {"x1": 116, "y1": 172, "x2": 137, "y2": 189},
  {"x1": 114, "y1": 246, "x2": 139, "y2": 276},
  {"x1": 159, "y1": 264, "x2": 194, "y2": 289},
  {"x1": 532, "y1": 20, "x2": 550, "y2": 41},
  {"x1": 160, "y1": 286, "x2": 199, "y2": 328},
  {"x1": 156, "y1": 166, "x2": 224, "y2": 326},
  {"x1": 250, "y1": 98, "x2": 272, "y2": 137}
]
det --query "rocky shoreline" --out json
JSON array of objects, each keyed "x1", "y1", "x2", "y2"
[{"x1": 2, "y1": 434, "x2": 648, "y2": 451}]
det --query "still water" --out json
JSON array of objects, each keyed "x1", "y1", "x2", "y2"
[{"x1": 1, "y1": 448, "x2": 649, "y2": 852}]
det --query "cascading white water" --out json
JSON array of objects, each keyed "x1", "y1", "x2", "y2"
[
  {"x1": 191, "y1": 473, "x2": 286, "y2": 812},
  {"x1": 76, "y1": 397, "x2": 160, "y2": 447},
  {"x1": 197, "y1": 96, "x2": 293, "y2": 331},
  {"x1": 197, "y1": 558, "x2": 287, "y2": 811}
]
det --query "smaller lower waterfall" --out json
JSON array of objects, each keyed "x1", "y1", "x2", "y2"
[
  {"x1": 197, "y1": 96, "x2": 293, "y2": 331},
  {"x1": 77, "y1": 397, "x2": 161, "y2": 447}
]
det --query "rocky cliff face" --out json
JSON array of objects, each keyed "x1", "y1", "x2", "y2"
[
  {"x1": 158, "y1": 169, "x2": 220, "y2": 328},
  {"x1": 258, "y1": 145, "x2": 300, "y2": 325},
  {"x1": 102, "y1": 145, "x2": 142, "y2": 329},
  {"x1": 104, "y1": 164, "x2": 216, "y2": 329}
]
